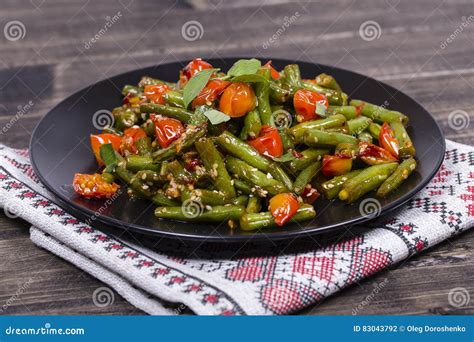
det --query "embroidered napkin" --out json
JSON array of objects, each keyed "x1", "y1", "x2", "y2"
[{"x1": 0, "y1": 140, "x2": 472, "y2": 315}]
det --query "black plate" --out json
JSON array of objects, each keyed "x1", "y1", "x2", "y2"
[{"x1": 29, "y1": 58, "x2": 445, "y2": 242}]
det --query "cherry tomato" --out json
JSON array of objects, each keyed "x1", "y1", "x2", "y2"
[
  {"x1": 269, "y1": 193, "x2": 299, "y2": 226},
  {"x1": 379, "y1": 122, "x2": 399, "y2": 159},
  {"x1": 247, "y1": 125, "x2": 283, "y2": 158},
  {"x1": 73, "y1": 173, "x2": 120, "y2": 199},
  {"x1": 219, "y1": 82, "x2": 256, "y2": 118},
  {"x1": 301, "y1": 185, "x2": 320, "y2": 204},
  {"x1": 120, "y1": 127, "x2": 147, "y2": 155},
  {"x1": 90, "y1": 134, "x2": 122, "y2": 165},
  {"x1": 192, "y1": 79, "x2": 230, "y2": 107},
  {"x1": 293, "y1": 89, "x2": 328, "y2": 122},
  {"x1": 150, "y1": 115, "x2": 184, "y2": 148},
  {"x1": 322, "y1": 154, "x2": 353, "y2": 177},
  {"x1": 179, "y1": 58, "x2": 213, "y2": 86},
  {"x1": 144, "y1": 84, "x2": 170, "y2": 104},
  {"x1": 358, "y1": 142, "x2": 397, "y2": 165},
  {"x1": 263, "y1": 60, "x2": 280, "y2": 80}
]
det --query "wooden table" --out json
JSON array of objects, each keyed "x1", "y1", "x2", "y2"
[{"x1": 0, "y1": 0, "x2": 473, "y2": 315}]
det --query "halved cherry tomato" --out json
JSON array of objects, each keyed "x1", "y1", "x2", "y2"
[
  {"x1": 269, "y1": 193, "x2": 299, "y2": 226},
  {"x1": 73, "y1": 173, "x2": 120, "y2": 199},
  {"x1": 219, "y1": 82, "x2": 256, "y2": 118},
  {"x1": 247, "y1": 125, "x2": 283, "y2": 158},
  {"x1": 293, "y1": 89, "x2": 328, "y2": 122},
  {"x1": 358, "y1": 142, "x2": 397, "y2": 165},
  {"x1": 263, "y1": 60, "x2": 280, "y2": 80},
  {"x1": 90, "y1": 134, "x2": 122, "y2": 165},
  {"x1": 301, "y1": 185, "x2": 320, "y2": 204},
  {"x1": 192, "y1": 79, "x2": 230, "y2": 107},
  {"x1": 144, "y1": 84, "x2": 170, "y2": 104},
  {"x1": 322, "y1": 154, "x2": 353, "y2": 177},
  {"x1": 179, "y1": 58, "x2": 213, "y2": 86},
  {"x1": 379, "y1": 122, "x2": 399, "y2": 159},
  {"x1": 150, "y1": 115, "x2": 184, "y2": 148},
  {"x1": 121, "y1": 127, "x2": 147, "y2": 155}
]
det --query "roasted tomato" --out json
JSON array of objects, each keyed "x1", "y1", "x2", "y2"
[
  {"x1": 219, "y1": 82, "x2": 256, "y2": 118},
  {"x1": 144, "y1": 84, "x2": 170, "y2": 104},
  {"x1": 90, "y1": 133, "x2": 122, "y2": 165},
  {"x1": 293, "y1": 89, "x2": 328, "y2": 122},
  {"x1": 73, "y1": 173, "x2": 120, "y2": 199},
  {"x1": 269, "y1": 193, "x2": 299, "y2": 226},
  {"x1": 120, "y1": 127, "x2": 147, "y2": 155},
  {"x1": 263, "y1": 60, "x2": 280, "y2": 80},
  {"x1": 301, "y1": 185, "x2": 320, "y2": 204},
  {"x1": 179, "y1": 58, "x2": 213, "y2": 86},
  {"x1": 322, "y1": 154, "x2": 353, "y2": 177},
  {"x1": 247, "y1": 125, "x2": 283, "y2": 158},
  {"x1": 358, "y1": 142, "x2": 398, "y2": 165},
  {"x1": 379, "y1": 122, "x2": 399, "y2": 159},
  {"x1": 192, "y1": 79, "x2": 230, "y2": 107},
  {"x1": 150, "y1": 115, "x2": 184, "y2": 148}
]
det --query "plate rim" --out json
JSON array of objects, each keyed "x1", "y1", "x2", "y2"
[{"x1": 29, "y1": 57, "x2": 446, "y2": 242}]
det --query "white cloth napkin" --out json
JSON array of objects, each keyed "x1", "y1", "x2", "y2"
[{"x1": 0, "y1": 140, "x2": 472, "y2": 315}]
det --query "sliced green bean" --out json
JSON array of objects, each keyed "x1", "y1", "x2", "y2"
[
  {"x1": 126, "y1": 155, "x2": 161, "y2": 172},
  {"x1": 246, "y1": 196, "x2": 261, "y2": 213},
  {"x1": 304, "y1": 129, "x2": 358, "y2": 147},
  {"x1": 326, "y1": 106, "x2": 359, "y2": 120},
  {"x1": 350, "y1": 100, "x2": 408, "y2": 125},
  {"x1": 255, "y1": 68, "x2": 273, "y2": 126},
  {"x1": 152, "y1": 191, "x2": 180, "y2": 206},
  {"x1": 240, "y1": 109, "x2": 262, "y2": 140},
  {"x1": 140, "y1": 103, "x2": 192, "y2": 123},
  {"x1": 155, "y1": 205, "x2": 245, "y2": 222},
  {"x1": 320, "y1": 170, "x2": 363, "y2": 200},
  {"x1": 234, "y1": 179, "x2": 252, "y2": 195},
  {"x1": 377, "y1": 158, "x2": 416, "y2": 197},
  {"x1": 152, "y1": 125, "x2": 206, "y2": 162},
  {"x1": 240, "y1": 204, "x2": 316, "y2": 231},
  {"x1": 390, "y1": 121, "x2": 416, "y2": 158},
  {"x1": 290, "y1": 114, "x2": 346, "y2": 143},
  {"x1": 302, "y1": 81, "x2": 344, "y2": 105},
  {"x1": 286, "y1": 148, "x2": 329, "y2": 174},
  {"x1": 293, "y1": 161, "x2": 322, "y2": 194},
  {"x1": 346, "y1": 116, "x2": 372, "y2": 135}
]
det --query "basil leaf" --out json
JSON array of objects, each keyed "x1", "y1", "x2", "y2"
[
  {"x1": 315, "y1": 102, "x2": 327, "y2": 117},
  {"x1": 271, "y1": 152, "x2": 296, "y2": 163},
  {"x1": 100, "y1": 143, "x2": 118, "y2": 173},
  {"x1": 189, "y1": 105, "x2": 211, "y2": 126},
  {"x1": 203, "y1": 109, "x2": 231, "y2": 125},
  {"x1": 227, "y1": 59, "x2": 261, "y2": 77},
  {"x1": 230, "y1": 74, "x2": 267, "y2": 83},
  {"x1": 183, "y1": 68, "x2": 217, "y2": 108}
]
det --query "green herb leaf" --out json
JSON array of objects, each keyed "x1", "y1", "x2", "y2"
[
  {"x1": 315, "y1": 102, "x2": 327, "y2": 117},
  {"x1": 227, "y1": 59, "x2": 261, "y2": 77},
  {"x1": 100, "y1": 143, "x2": 118, "y2": 173},
  {"x1": 203, "y1": 109, "x2": 231, "y2": 125},
  {"x1": 183, "y1": 68, "x2": 217, "y2": 108},
  {"x1": 189, "y1": 105, "x2": 211, "y2": 126},
  {"x1": 271, "y1": 152, "x2": 296, "y2": 163},
  {"x1": 230, "y1": 74, "x2": 267, "y2": 83}
]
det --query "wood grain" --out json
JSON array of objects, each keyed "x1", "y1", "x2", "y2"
[{"x1": 0, "y1": 0, "x2": 473, "y2": 315}]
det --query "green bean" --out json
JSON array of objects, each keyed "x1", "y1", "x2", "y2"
[
  {"x1": 279, "y1": 128, "x2": 295, "y2": 151},
  {"x1": 192, "y1": 189, "x2": 228, "y2": 205},
  {"x1": 126, "y1": 155, "x2": 161, "y2": 172},
  {"x1": 163, "y1": 90, "x2": 185, "y2": 108},
  {"x1": 136, "y1": 170, "x2": 163, "y2": 183},
  {"x1": 113, "y1": 107, "x2": 138, "y2": 131},
  {"x1": 122, "y1": 85, "x2": 142, "y2": 96},
  {"x1": 160, "y1": 160, "x2": 194, "y2": 184},
  {"x1": 152, "y1": 191, "x2": 180, "y2": 206},
  {"x1": 152, "y1": 125, "x2": 206, "y2": 162},
  {"x1": 141, "y1": 119, "x2": 155, "y2": 137},
  {"x1": 195, "y1": 138, "x2": 236, "y2": 198},
  {"x1": 304, "y1": 129, "x2": 358, "y2": 147},
  {"x1": 390, "y1": 121, "x2": 416, "y2": 158},
  {"x1": 101, "y1": 172, "x2": 115, "y2": 184},
  {"x1": 231, "y1": 195, "x2": 249, "y2": 206},
  {"x1": 155, "y1": 205, "x2": 245, "y2": 222},
  {"x1": 315, "y1": 73, "x2": 342, "y2": 92},
  {"x1": 246, "y1": 196, "x2": 261, "y2": 213},
  {"x1": 302, "y1": 81, "x2": 344, "y2": 105},
  {"x1": 140, "y1": 103, "x2": 192, "y2": 123},
  {"x1": 350, "y1": 100, "x2": 408, "y2": 125},
  {"x1": 346, "y1": 116, "x2": 372, "y2": 135},
  {"x1": 358, "y1": 131, "x2": 373, "y2": 143},
  {"x1": 293, "y1": 161, "x2": 322, "y2": 194},
  {"x1": 290, "y1": 114, "x2": 346, "y2": 143},
  {"x1": 339, "y1": 163, "x2": 398, "y2": 203},
  {"x1": 368, "y1": 122, "x2": 381, "y2": 140},
  {"x1": 320, "y1": 170, "x2": 363, "y2": 200},
  {"x1": 376, "y1": 158, "x2": 416, "y2": 197},
  {"x1": 255, "y1": 68, "x2": 273, "y2": 126},
  {"x1": 136, "y1": 137, "x2": 152, "y2": 156},
  {"x1": 226, "y1": 156, "x2": 288, "y2": 196},
  {"x1": 326, "y1": 106, "x2": 359, "y2": 120},
  {"x1": 269, "y1": 82, "x2": 291, "y2": 104},
  {"x1": 240, "y1": 204, "x2": 316, "y2": 231},
  {"x1": 240, "y1": 109, "x2": 262, "y2": 140},
  {"x1": 286, "y1": 148, "x2": 329, "y2": 174},
  {"x1": 234, "y1": 179, "x2": 253, "y2": 195},
  {"x1": 335, "y1": 143, "x2": 359, "y2": 158},
  {"x1": 129, "y1": 176, "x2": 154, "y2": 198},
  {"x1": 283, "y1": 64, "x2": 302, "y2": 94},
  {"x1": 269, "y1": 162, "x2": 293, "y2": 191},
  {"x1": 138, "y1": 76, "x2": 176, "y2": 88}
]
